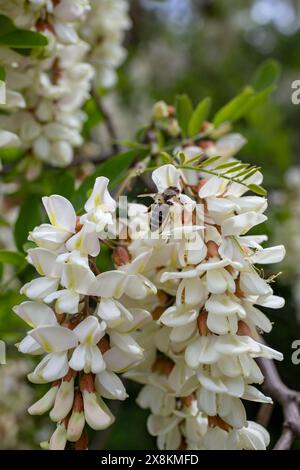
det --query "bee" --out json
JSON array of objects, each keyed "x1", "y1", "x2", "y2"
[{"x1": 140, "y1": 186, "x2": 180, "y2": 232}]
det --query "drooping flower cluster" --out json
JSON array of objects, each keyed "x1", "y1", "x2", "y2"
[
  {"x1": 0, "y1": 0, "x2": 93, "y2": 167},
  {"x1": 0, "y1": 0, "x2": 131, "y2": 167},
  {"x1": 123, "y1": 163, "x2": 286, "y2": 450},
  {"x1": 80, "y1": 0, "x2": 131, "y2": 89},
  {"x1": 14, "y1": 176, "x2": 156, "y2": 450}
]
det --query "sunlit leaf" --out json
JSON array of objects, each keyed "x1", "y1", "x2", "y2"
[
  {"x1": 175, "y1": 94, "x2": 193, "y2": 137},
  {"x1": 188, "y1": 97, "x2": 211, "y2": 136},
  {"x1": 213, "y1": 87, "x2": 254, "y2": 126}
]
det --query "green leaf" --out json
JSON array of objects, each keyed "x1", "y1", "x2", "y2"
[
  {"x1": 0, "y1": 15, "x2": 16, "y2": 37},
  {"x1": 175, "y1": 94, "x2": 193, "y2": 137},
  {"x1": 14, "y1": 195, "x2": 41, "y2": 252},
  {"x1": 0, "y1": 29, "x2": 48, "y2": 48},
  {"x1": 213, "y1": 87, "x2": 255, "y2": 126},
  {"x1": 247, "y1": 184, "x2": 267, "y2": 196},
  {"x1": 245, "y1": 86, "x2": 274, "y2": 115},
  {"x1": 178, "y1": 151, "x2": 186, "y2": 165},
  {"x1": 82, "y1": 98, "x2": 103, "y2": 138},
  {"x1": 223, "y1": 164, "x2": 249, "y2": 174},
  {"x1": 241, "y1": 168, "x2": 260, "y2": 181},
  {"x1": 0, "y1": 250, "x2": 26, "y2": 267},
  {"x1": 188, "y1": 97, "x2": 211, "y2": 136},
  {"x1": 0, "y1": 65, "x2": 6, "y2": 82},
  {"x1": 72, "y1": 150, "x2": 139, "y2": 211},
  {"x1": 0, "y1": 290, "x2": 27, "y2": 339},
  {"x1": 159, "y1": 152, "x2": 173, "y2": 164},
  {"x1": 253, "y1": 59, "x2": 281, "y2": 92},
  {"x1": 49, "y1": 172, "x2": 75, "y2": 200},
  {"x1": 214, "y1": 161, "x2": 240, "y2": 170},
  {"x1": 198, "y1": 155, "x2": 222, "y2": 167}
]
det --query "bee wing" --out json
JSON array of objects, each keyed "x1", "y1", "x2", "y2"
[
  {"x1": 137, "y1": 193, "x2": 156, "y2": 199},
  {"x1": 150, "y1": 203, "x2": 170, "y2": 232}
]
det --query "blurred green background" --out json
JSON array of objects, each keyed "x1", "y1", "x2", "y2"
[{"x1": 1, "y1": 0, "x2": 300, "y2": 450}]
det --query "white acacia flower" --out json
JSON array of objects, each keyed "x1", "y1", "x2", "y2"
[
  {"x1": 69, "y1": 316, "x2": 106, "y2": 374},
  {"x1": 129, "y1": 162, "x2": 285, "y2": 450},
  {"x1": 28, "y1": 325, "x2": 78, "y2": 382},
  {"x1": 29, "y1": 195, "x2": 76, "y2": 250}
]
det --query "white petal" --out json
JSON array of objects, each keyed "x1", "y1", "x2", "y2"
[
  {"x1": 198, "y1": 176, "x2": 226, "y2": 198},
  {"x1": 239, "y1": 271, "x2": 272, "y2": 296},
  {"x1": 95, "y1": 371, "x2": 128, "y2": 400},
  {"x1": 109, "y1": 331, "x2": 143, "y2": 357},
  {"x1": 243, "y1": 385, "x2": 272, "y2": 403},
  {"x1": 222, "y1": 212, "x2": 267, "y2": 236},
  {"x1": 74, "y1": 316, "x2": 105, "y2": 345},
  {"x1": 13, "y1": 301, "x2": 57, "y2": 328},
  {"x1": 21, "y1": 277, "x2": 59, "y2": 300},
  {"x1": 45, "y1": 289, "x2": 80, "y2": 314},
  {"x1": 29, "y1": 224, "x2": 70, "y2": 250},
  {"x1": 42, "y1": 194, "x2": 76, "y2": 232},
  {"x1": 27, "y1": 248, "x2": 61, "y2": 278},
  {"x1": 29, "y1": 325, "x2": 78, "y2": 353},
  {"x1": 92, "y1": 271, "x2": 127, "y2": 298},
  {"x1": 160, "y1": 305, "x2": 197, "y2": 327},
  {"x1": 85, "y1": 177, "x2": 116, "y2": 212},
  {"x1": 152, "y1": 164, "x2": 181, "y2": 192},
  {"x1": 18, "y1": 335, "x2": 44, "y2": 355},
  {"x1": 82, "y1": 391, "x2": 114, "y2": 430},
  {"x1": 66, "y1": 221, "x2": 100, "y2": 257},
  {"x1": 33, "y1": 352, "x2": 69, "y2": 382},
  {"x1": 185, "y1": 336, "x2": 219, "y2": 367},
  {"x1": 176, "y1": 277, "x2": 205, "y2": 305},
  {"x1": 28, "y1": 385, "x2": 58, "y2": 415}
]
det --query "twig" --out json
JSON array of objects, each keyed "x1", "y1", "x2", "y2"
[
  {"x1": 256, "y1": 402, "x2": 274, "y2": 428},
  {"x1": 92, "y1": 90, "x2": 120, "y2": 154},
  {"x1": 257, "y1": 354, "x2": 300, "y2": 450}
]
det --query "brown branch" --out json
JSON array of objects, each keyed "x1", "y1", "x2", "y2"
[
  {"x1": 256, "y1": 402, "x2": 274, "y2": 428},
  {"x1": 257, "y1": 354, "x2": 300, "y2": 450}
]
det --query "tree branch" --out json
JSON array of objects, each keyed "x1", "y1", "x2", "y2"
[
  {"x1": 256, "y1": 402, "x2": 274, "y2": 428},
  {"x1": 257, "y1": 354, "x2": 300, "y2": 450}
]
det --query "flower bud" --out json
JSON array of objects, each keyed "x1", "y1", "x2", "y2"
[
  {"x1": 82, "y1": 390, "x2": 115, "y2": 430},
  {"x1": 206, "y1": 241, "x2": 219, "y2": 258},
  {"x1": 28, "y1": 384, "x2": 59, "y2": 416},
  {"x1": 50, "y1": 378, "x2": 74, "y2": 422},
  {"x1": 49, "y1": 422, "x2": 67, "y2": 450},
  {"x1": 67, "y1": 391, "x2": 85, "y2": 442},
  {"x1": 167, "y1": 119, "x2": 181, "y2": 137},
  {"x1": 112, "y1": 246, "x2": 132, "y2": 266},
  {"x1": 152, "y1": 101, "x2": 169, "y2": 120}
]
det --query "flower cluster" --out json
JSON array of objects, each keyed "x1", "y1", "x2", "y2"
[
  {"x1": 80, "y1": 0, "x2": 131, "y2": 89},
  {"x1": 14, "y1": 176, "x2": 156, "y2": 450},
  {"x1": 0, "y1": 0, "x2": 131, "y2": 167},
  {"x1": 124, "y1": 163, "x2": 285, "y2": 450},
  {"x1": 0, "y1": 0, "x2": 93, "y2": 167},
  {"x1": 13, "y1": 154, "x2": 286, "y2": 449}
]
